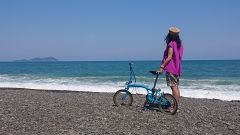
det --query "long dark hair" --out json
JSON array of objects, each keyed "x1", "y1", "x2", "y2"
[{"x1": 165, "y1": 33, "x2": 182, "y2": 48}]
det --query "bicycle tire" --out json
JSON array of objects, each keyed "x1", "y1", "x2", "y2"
[
  {"x1": 113, "y1": 89, "x2": 133, "y2": 107},
  {"x1": 159, "y1": 93, "x2": 178, "y2": 115}
]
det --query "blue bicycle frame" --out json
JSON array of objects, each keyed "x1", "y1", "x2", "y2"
[{"x1": 125, "y1": 63, "x2": 155, "y2": 95}]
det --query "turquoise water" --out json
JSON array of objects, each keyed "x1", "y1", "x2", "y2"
[{"x1": 0, "y1": 60, "x2": 240, "y2": 100}]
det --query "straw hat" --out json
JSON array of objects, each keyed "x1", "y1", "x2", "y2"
[{"x1": 169, "y1": 26, "x2": 180, "y2": 34}]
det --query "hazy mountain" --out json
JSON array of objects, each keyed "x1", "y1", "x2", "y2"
[{"x1": 14, "y1": 57, "x2": 58, "y2": 62}]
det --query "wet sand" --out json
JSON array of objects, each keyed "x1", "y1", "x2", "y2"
[{"x1": 0, "y1": 88, "x2": 239, "y2": 135}]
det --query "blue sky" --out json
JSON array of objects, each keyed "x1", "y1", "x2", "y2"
[{"x1": 0, "y1": 0, "x2": 240, "y2": 61}]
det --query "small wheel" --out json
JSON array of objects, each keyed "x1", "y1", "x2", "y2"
[
  {"x1": 159, "y1": 93, "x2": 178, "y2": 115},
  {"x1": 113, "y1": 89, "x2": 133, "y2": 107}
]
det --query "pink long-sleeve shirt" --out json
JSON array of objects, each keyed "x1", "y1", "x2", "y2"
[{"x1": 162, "y1": 41, "x2": 183, "y2": 76}]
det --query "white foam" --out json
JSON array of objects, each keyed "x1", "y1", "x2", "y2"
[{"x1": 0, "y1": 75, "x2": 240, "y2": 101}]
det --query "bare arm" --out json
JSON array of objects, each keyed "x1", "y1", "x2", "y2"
[
  {"x1": 159, "y1": 47, "x2": 173, "y2": 72},
  {"x1": 162, "y1": 47, "x2": 173, "y2": 67}
]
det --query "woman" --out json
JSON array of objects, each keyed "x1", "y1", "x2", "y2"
[{"x1": 158, "y1": 26, "x2": 183, "y2": 104}]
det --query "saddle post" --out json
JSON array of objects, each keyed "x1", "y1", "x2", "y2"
[{"x1": 153, "y1": 74, "x2": 159, "y2": 89}]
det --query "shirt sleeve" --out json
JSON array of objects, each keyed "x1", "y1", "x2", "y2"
[{"x1": 168, "y1": 41, "x2": 174, "y2": 48}]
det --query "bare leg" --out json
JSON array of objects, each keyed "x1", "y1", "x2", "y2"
[{"x1": 170, "y1": 86, "x2": 180, "y2": 104}]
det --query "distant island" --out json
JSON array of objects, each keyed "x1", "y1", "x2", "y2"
[{"x1": 14, "y1": 57, "x2": 58, "y2": 62}]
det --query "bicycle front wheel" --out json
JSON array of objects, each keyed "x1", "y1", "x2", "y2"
[{"x1": 113, "y1": 89, "x2": 133, "y2": 107}]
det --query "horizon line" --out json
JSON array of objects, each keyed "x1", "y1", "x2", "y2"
[{"x1": 0, "y1": 59, "x2": 240, "y2": 62}]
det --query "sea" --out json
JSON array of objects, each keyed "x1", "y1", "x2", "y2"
[{"x1": 0, "y1": 60, "x2": 240, "y2": 101}]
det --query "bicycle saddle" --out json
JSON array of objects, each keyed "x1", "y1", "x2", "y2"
[{"x1": 149, "y1": 70, "x2": 160, "y2": 75}]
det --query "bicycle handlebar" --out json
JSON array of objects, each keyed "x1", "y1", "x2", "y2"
[
  {"x1": 129, "y1": 63, "x2": 133, "y2": 70},
  {"x1": 128, "y1": 62, "x2": 136, "y2": 83}
]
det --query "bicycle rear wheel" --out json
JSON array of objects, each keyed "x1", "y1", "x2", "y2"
[
  {"x1": 159, "y1": 93, "x2": 178, "y2": 115},
  {"x1": 113, "y1": 89, "x2": 133, "y2": 107}
]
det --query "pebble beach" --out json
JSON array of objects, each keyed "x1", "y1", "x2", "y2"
[{"x1": 0, "y1": 88, "x2": 239, "y2": 135}]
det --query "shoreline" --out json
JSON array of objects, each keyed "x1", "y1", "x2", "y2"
[
  {"x1": 0, "y1": 87, "x2": 239, "y2": 102},
  {"x1": 0, "y1": 88, "x2": 240, "y2": 134}
]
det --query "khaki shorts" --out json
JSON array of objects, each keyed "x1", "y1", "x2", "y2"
[{"x1": 166, "y1": 72, "x2": 180, "y2": 87}]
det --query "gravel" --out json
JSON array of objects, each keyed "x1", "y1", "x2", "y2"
[{"x1": 0, "y1": 88, "x2": 239, "y2": 135}]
